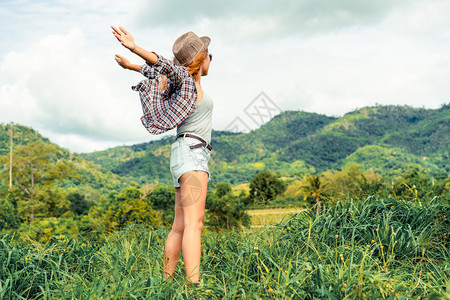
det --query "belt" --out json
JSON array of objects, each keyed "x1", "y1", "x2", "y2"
[{"x1": 176, "y1": 133, "x2": 212, "y2": 151}]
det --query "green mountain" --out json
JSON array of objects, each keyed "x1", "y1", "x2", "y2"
[
  {"x1": 280, "y1": 105, "x2": 449, "y2": 172},
  {"x1": 0, "y1": 124, "x2": 50, "y2": 156},
  {"x1": 0, "y1": 124, "x2": 137, "y2": 202},
  {"x1": 2, "y1": 104, "x2": 448, "y2": 190},
  {"x1": 80, "y1": 104, "x2": 449, "y2": 185}
]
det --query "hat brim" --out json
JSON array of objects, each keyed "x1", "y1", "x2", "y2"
[{"x1": 200, "y1": 36, "x2": 211, "y2": 52}]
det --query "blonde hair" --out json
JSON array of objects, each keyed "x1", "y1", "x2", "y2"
[{"x1": 160, "y1": 51, "x2": 207, "y2": 91}]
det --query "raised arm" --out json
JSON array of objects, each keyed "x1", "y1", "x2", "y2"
[
  {"x1": 111, "y1": 26, "x2": 158, "y2": 65},
  {"x1": 112, "y1": 26, "x2": 190, "y2": 85}
]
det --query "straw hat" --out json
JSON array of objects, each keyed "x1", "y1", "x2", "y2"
[{"x1": 172, "y1": 31, "x2": 210, "y2": 66}]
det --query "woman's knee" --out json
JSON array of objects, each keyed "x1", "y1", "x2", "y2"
[{"x1": 184, "y1": 214, "x2": 205, "y2": 231}]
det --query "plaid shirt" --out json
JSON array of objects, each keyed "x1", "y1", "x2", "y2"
[{"x1": 132, "y1": 53, "x2": 197, "y2": 134}]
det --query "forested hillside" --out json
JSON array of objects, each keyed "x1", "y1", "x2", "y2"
[
  {"x1": 80, "y1": 104, "x2": 449, "y2": 185},
  {"x1": 1, "y1": 104, "x2": 448, "y2": 192},
  {"x1": 0, "y1": 124, "x2": 50, "y2": 154},
  {"x1": 0, "y1": 124, "x2": 138, "y2": 208},
  {"x1": 0, "y1": 104, "x2": 448, "y2": 243}
]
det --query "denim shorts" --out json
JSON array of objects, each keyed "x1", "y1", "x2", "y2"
[{"x1": 170, "y1": 136, "x2": 211, "y2": 188}]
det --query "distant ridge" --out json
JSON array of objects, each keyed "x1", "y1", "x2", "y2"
[{"x1": 1, "y1": 104, "x2": 448, "y2": 187}]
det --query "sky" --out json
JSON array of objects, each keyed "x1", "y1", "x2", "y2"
[{"x1": 1, "y1": 0, "x2": 449, "y2": 153}]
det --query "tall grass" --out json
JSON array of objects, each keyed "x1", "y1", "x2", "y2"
[{"x1": 0, "y1": 196, "x2": 448, "y2": 299}]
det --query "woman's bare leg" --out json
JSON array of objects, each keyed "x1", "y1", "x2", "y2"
[
  {"x1": 179, "y1": 170, "x2": 208, "y2": 283},
  {"x1": 163, "y1": 186, "x2": 184, "y2": 280}
]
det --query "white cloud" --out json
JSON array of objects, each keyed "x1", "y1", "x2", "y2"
[
  {"x1": 133, "y1": 0, "x2": 422, "y2": 40},
  {"x1": 0, "y1": 28, "x2": 158, "y2": 151},
  {"x1": 0, "y1": 0, "x2": 449, "y2": 153}
]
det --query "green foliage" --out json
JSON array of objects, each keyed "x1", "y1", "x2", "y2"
[
  {"x1": 322, "y1": 165, "x2": 368, "y2": 202},
  {"x1": 205, "y1": 182, "x2": 251, "y2": 231},
  {"x1": 283, "y1": 134, "x2": 362, "y2": 170},
  {"x1": 81, "y1": 136, "x2": 174, "y2": 186},
  {"x1": 273, "y1": 196, "x2": 449, "y2": 298},
  {"x1": 67, "y1": 192, "x2": 92, "y2": 215},
  {"x1": 392, "y1": 169, "x2": 447, "y2": 200},
  {"x1": 66, "y1": 156, "x2": 136, "y2": 197},
  {"x1": 358, "y1": 170, "x2": 385, "y2": 197},
  {"x1": 248, "y1": 171, "x2": 287, "y2": 206},
  {"x1": 1, "y1": 106, "x2": 449, "y2": 247},
  {"x1": 0, "y1": 123, "x2": 50, "y2": 157},
  {"x1": 147, "y1": 185, "x2": 174, "y2": 210},
  {"x1": 301, "y1": 174, "x2": 326, "y2": 214},
  {"x1": 0, "y1": 123, "x2": 140, "y2": 204},
  {"x1": 0, "y1": 196, "x2": 447, "y2": 298},
  {"x1": 215, "y1": 182, "x2": 232, "y2": 198},
  {"x1": 146, "y1": 185, "x2": 175, "y2": 226},
  {"x1": 0, "y1": 193, "x2": 20, "y2": 230},
  {"x1": 111, "y1": 151, "x2": 171, "y2": 185},
  {"x1": 206, "y1": 194, "x2": 251, "y2": 231},
  {"x1": 380, "y1": 104, "x2": 450, "y2": 156},
  {"x1": 104, "y1": 188, "x2": 161, "y2": 232},
  {"x1": 0, "y1": 142, "x2": 79, "y2": 223},
  {"x1": 78, "y1": 104, "x2": 448, "y2": 185},
  {"x1": 342, "y1": 145, "x2": 442, "y2": 175},
  {"x1": 294, "y1": 165, "x2": 448, "y2": 211}
]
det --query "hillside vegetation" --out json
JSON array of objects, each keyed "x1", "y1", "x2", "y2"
[
  {"x1": 1, "y1": 104, "x2": 448, "y2": 195},
  {"x1": 0, "y1": 104, "x2": 448, "y2": 298},
  {"x1": 78, "y1": 104, "x2": 449, "y2": 186}
]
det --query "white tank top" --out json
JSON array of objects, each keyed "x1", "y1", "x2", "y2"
[{"x1": 176, "y1": 91, "x2": 214, "y2": 144}]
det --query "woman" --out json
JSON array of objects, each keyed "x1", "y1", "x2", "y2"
[{"x1": 112, "y1": 26, "x2": 213, "y2": 286}]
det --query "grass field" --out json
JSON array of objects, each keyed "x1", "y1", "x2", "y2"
[
  {"x1": 0, "y1": 196, "x2": 449, "y2": 299},
  {"x1": 247, "y1": 208, "x2": 305, "y2": 227}
]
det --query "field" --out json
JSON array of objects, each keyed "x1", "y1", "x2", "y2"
[
  {"x1": 0, "y1": 196, "x2": 449, "y2": 299},
  {"x1": 248, "y1": 208, "x2": 305, "y2": 228}
]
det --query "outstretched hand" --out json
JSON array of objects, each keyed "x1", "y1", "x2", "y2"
[
  {"x1": 111, "y1": 25, "x2": 158, "y2": 67},
  {"x1": 111, "y1": 26, "x2": 136, "y2": 51},
  {"x1": 114, "y1": 54, "x2": 130, "y2": 69}
]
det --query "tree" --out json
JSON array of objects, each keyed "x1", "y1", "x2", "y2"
[
  {"x1": 321, "y1": 165, "x2": 363, "y2": 201},
  {"x1": 206, "y1": 183, "x2": 250, "y2": 231},
  {"x1": 215, "y1": 182, "x2": 232, "y2": 198},
  {"x1": 248, "y1": 171, "x2": 287, "y2": 206},
  {"x1": 0, "y1": 193, "x2": 20, "y2": 230},
  {"x1": 68, "y1": 192, "x2": 92, "y2": 215},
  {"x1": 104, "y1": 187, "x2": 161, "y2": 231},
  {"x1": 302, "y1": 175, "x2": 326, "y2": 214},
  {"x1": 1, "y1": 142, "x2": 79, "y2": 223},
  {"x1": 147, "y1": 185, "x2": 174, "y2": 210},
  {"x1": 358, "y1": 169, "x2": 384, "y2": 197},
  {"x1": 146, "y1": 185, "x2": 175, "y2": 226}
]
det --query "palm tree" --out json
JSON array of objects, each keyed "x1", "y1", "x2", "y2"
[{"x1": 302, "y1": 175, "x2": 325, "y2": 214}]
